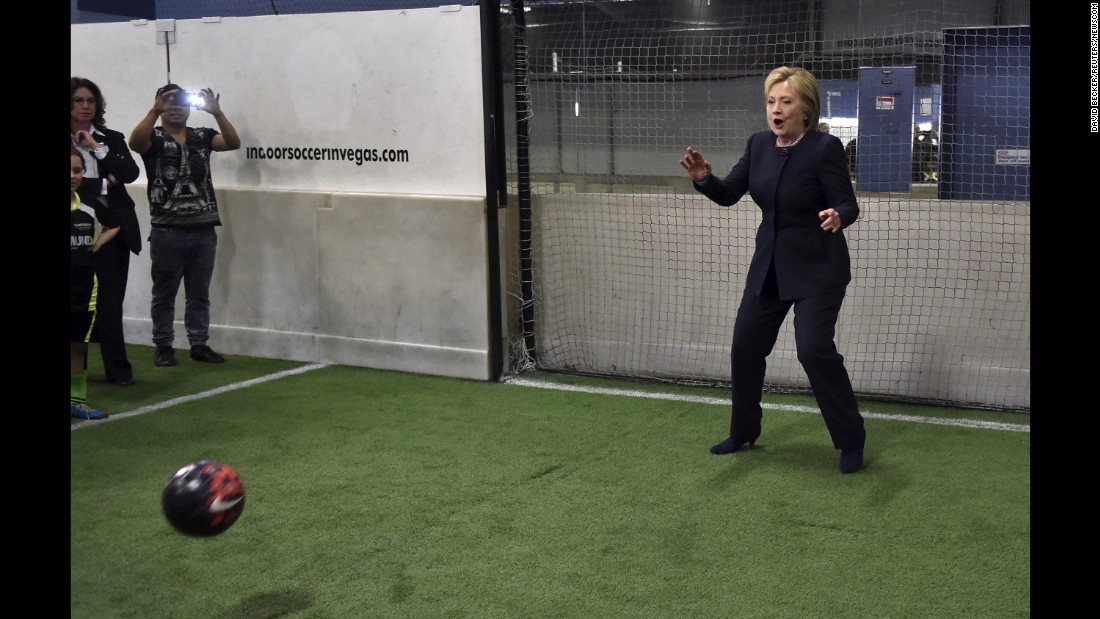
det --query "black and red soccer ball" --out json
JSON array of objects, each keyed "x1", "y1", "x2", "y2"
[{"x1": 162, "y1": 460, "x2": 246, "y2": 537}]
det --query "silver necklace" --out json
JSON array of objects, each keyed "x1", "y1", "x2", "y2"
[{"x1": 776, "y1": 130, "x2": 807, "y2": 148}]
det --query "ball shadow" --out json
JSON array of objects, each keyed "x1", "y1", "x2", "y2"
[{"x1": 218, "y1": 589, "x2": 313, "y2": 619}]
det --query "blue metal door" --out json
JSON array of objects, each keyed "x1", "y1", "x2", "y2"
[
  {"x1": 940, "y1": 26, "x2": 1030, "y2": 201},
  {"x1": 856, "y1": 67, "x2": 916, "y2": 192}
]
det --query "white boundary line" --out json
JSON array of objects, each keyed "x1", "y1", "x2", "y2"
[
  {"x1": 71, "y1": 366, "x2": 1028, "y2": 434},
  {"x1": 502, "y1": 376, "x2": 1030, "y2": 433},
  {"x1": 70, "y1": 363, "x2": 330, "y2": 432}
]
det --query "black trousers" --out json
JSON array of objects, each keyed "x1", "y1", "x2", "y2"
[
  {"x1": 728, "y1": 285, "x2": 865, "y2": 450},
  {"x1": 91, "y1": 240, "x2": 133, "y2": 382}
]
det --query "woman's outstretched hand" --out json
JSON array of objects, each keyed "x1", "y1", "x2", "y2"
[{"x1": 680, "y1": 147, "x2": 712, "y2": 183}]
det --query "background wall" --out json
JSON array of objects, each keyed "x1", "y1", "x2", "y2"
[
  {"x1": 72, "y1": 7, "x2": 497, "y2": 380},
  {"x1": 71, "y1": 9, "x2": 486, "y2": 194},
  {"x1": 73, "y1": 1, "x2": 1031, "y2": 411},
  {"x1": 529, "y1": 194, "x2": 1030, "y2": 411}
]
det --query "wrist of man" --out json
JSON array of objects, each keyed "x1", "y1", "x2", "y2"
[{"x1": 93, "y1": 143, "x2": 110, "y2": 159}]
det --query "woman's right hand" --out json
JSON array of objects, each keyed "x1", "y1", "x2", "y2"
[
  {"x1": 680, "y1": 147, "x2": 711, "y2": 182},
  {"x1": 72, "y1": 130, "x2": 98, "y2": 150}
]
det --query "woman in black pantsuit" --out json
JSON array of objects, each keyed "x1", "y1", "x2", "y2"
[
  {"x1": 72, "y1": 77, "x2": 142, "y2": 386},
  {"x1": 679, "y1": 66, "x2": 866, "y2": 474}
]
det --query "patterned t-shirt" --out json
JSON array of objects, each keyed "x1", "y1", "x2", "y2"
[{"x1": 141, "y1": 126, "x2": 223, "y2": 227}]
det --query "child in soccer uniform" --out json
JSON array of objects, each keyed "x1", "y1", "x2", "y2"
[{"x1": 71, "y1": 146, "x2": 118, "y2": 419}]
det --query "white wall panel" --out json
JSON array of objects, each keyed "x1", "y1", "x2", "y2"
[
  {"x1": 72, "y1": 7, "x2": 486, "y2": 196},
  {"x1": 73, "y1": 7, "x2": 495, "y2": 380}
]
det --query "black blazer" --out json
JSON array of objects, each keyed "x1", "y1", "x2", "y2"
[
  {"x1": 694, "y1": 129, "x2": 858, "y2": 300},
  {"x1": 77, "y1": 127, "x2": 142, "y2": 255}
]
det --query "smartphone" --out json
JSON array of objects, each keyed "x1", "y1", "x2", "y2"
[{"x1": 174, "y1": 91, "x2": 205, "y2": 107}]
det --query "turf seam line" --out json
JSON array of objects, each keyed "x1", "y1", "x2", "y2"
[
  {"x1": 501, "y1": 376, "x2": 1029, "y2": 433},
  {"x1": 70, "y1": 363, "x2": 330, "y2": 431}
]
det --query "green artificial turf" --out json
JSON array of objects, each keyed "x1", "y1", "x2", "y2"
[{"x1": 72, "y1": 345, "x2": 1029, "y2": 618}]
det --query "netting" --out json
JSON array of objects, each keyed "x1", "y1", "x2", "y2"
[{"x1": 497, "y1": 1, "x2": 1030, "y2": 412}]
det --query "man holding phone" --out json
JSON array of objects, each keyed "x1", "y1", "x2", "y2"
[{"x1": 129, "y1": 84, "x2": 240, "y2": 368}]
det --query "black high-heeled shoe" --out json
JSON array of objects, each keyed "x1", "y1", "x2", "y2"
[
  {"x1": 839, "y1": 448, "x2": 864, "y2": 474},
  {"x1": 710, "y1": 436, "x2": 758, "y2": 455}
]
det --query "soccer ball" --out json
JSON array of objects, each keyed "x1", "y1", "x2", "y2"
[{"x1": 162, "y1": 460, "x2": 246, "y2": 537}]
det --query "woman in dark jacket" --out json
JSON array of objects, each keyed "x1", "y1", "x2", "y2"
[
  {"x1": 679, "y1": 66, "x2": 866, "y2": 474},
  {"x1": 71, "y1": 76, "x2": 142, "y2": 386}
]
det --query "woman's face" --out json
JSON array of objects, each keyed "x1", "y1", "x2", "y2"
[
  {"x1": 766, "y1": 80, "x2": 805, "y2": 140},
  {"x1": 71, "y1": 86, "x2": 97, "y2": 126}
]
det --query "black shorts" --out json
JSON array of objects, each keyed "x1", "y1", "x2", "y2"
[{"x1": 71, "y1": 309, "x2": 96, "y2": 343}]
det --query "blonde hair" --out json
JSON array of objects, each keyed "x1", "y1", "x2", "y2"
[{"x1": 764, "y1": 66, "x2": 821, "y2": 132}]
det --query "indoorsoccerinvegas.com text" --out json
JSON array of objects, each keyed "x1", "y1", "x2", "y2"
[{"x1": 245, "y1": 146, "x2": 410, "y2": 165}]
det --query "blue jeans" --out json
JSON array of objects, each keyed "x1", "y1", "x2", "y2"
[{"x1": 149, "y1": 226, "x2": 218, "y2": 348}]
